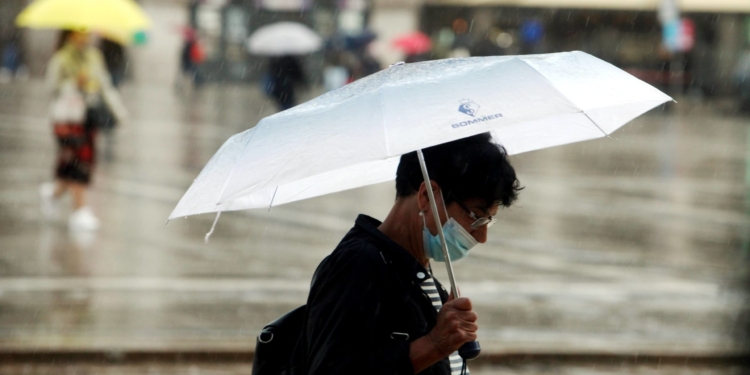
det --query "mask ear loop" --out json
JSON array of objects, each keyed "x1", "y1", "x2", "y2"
[
  {"x1": 421, "y1": 190, "x2": 451, "y2": 232},
  {"x1": 438, "y1": 191, "x2": 451, "y2": 224},
  {"x1": 419, "y1": 210, "x2": 434, "y2": 276}
]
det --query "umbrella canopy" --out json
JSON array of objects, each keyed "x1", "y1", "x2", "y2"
[
  {"x1": 169, "y1": 51, "x2": 672, "y2": 220},
  {"x1": 15, "y1": 0, "x2": 151, "y2": 32},
  {"x1": 392, "y1": 31, "x2": 432, "y2": 55},
  {"x1": 246, "y1": 22, "x2": 322, "y2": 56}
]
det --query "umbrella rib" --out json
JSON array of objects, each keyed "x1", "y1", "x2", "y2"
[
  {"x1": 582, "y1": 112, "x2": 610, "y2": 138},
  {"x1": 268, "y1": 186, "x2": 279, "y2": 211},
  {"x1": 215, "y1": 127, "x2": 260, "y2": 209},
  {"x1": 517, "y1": 57, "x2": 609, "y2": 138}
]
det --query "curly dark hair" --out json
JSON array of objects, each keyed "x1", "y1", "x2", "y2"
[{"x1": 395, "y1": 133, "x2": 522, "y2": 208}]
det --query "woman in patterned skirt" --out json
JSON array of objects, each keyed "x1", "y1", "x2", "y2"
[{"x1": 40, "y1": 30, "x2": 127, "y2": 230}]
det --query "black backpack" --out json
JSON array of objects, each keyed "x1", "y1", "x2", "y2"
[
  {"x1": 251, "y1": 305, "x2": 307, "y2": 375},
  {"x1": 252, "y1": 250, "x2": 399, "y2": 375}
]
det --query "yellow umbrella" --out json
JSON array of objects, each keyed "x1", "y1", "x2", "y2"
[{"x1": 16, "y1": 0, "x2": 151, "y2": 32}]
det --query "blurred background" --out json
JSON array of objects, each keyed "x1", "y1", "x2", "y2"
[{"x1": 0, "y1": 0, "x2": 749, "y2": 374}]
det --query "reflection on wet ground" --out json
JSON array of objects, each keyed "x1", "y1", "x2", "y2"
[
  {"x1": 0, "y1": 362, "x2": 735, "y2": 375},
  {"x1": 0, "y1": 79, "x2": 748, "y2": 362}
]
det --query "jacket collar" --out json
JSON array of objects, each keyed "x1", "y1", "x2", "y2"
[{"x1": 354, "y1": 214, "x2": 433, "y2": 284}]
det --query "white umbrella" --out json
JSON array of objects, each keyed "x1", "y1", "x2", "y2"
[
  {"x1": 170, "y1": 51, "x2": 671, "y2": 220},
  {"x1": 246, "y1": 21, "x2": 322, "y2": 56}
]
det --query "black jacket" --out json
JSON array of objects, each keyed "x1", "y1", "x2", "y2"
[{"x1": 300, "y1": 215, "x2": 452, "y2": 375}]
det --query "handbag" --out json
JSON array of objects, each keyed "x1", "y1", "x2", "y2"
[
  {"x1": 50, "y1": 83, "x2": 86, "y2": 124},
  {"x1": 87, "y1": 103, "x2": 117, "y2": 130},
  {"x1": 252, "y1": 305, "x2": 307, "y2": 375}
]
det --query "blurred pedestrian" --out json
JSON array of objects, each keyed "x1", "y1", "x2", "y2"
[
  {"x1": 356, "y1": 48, "x2": 381, "y2": 78},
  {"x1": 267, "y1": 55, "x2": 305, "y2": 111},
  {"x1": 98, "y1": 37, "x2": 127, "y2": 138},
  {"x1": 405, "y1": 52, "x2": 429, "y2": 64},
  {"x1": 323, "y1": 65, "x2": 349, "y2": 92},
  {"x1": 177, "y1": 28, "x2": 205, "y2": 89},
  {"x1": 0, "y1": 40, "x2": 29, "y2": 84},
  {"x1": 347, "y1": 43, "x2": 380, "y2": 81},
  {"x1": 345, "y1": 31, "x2": 380, "y2": 80},
  {"x1": 99, "y1": 37, "x2": 127, "y2": 88},
  {"x1": 296, "y1": 134, "x2": 522, "y2": 375},
  {"x1": 40, "y1": 30, "x2": 128, "y2": 231},
  {"x1": 733, "y1": 50, "x2": 750, "y2": 111}
]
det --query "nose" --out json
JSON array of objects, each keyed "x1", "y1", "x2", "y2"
[{"x1": 472, "y1": 225, "x2": 488, "y2": 244}]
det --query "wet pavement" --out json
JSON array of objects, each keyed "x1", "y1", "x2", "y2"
[
  {"x1": 0, "y1": 362, "x2": 736, "y2": 375},
  {"x1": 0, "y1": 76, "x2": 748, "y2": 362},
  {"x1": 3, "y1": 3, "x2": 750, "y2": 366}
]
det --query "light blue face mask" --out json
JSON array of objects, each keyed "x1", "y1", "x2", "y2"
[{"x1": 421, "y1": 203, "x2": 479, "y2": 262}]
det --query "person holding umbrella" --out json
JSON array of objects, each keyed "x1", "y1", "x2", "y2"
[
  {"x1": 16, "y1": 0, "x2": 148, "y2": 230},
  {"x1": 39, "y1": 30, "x2": 128, "y2": 230},
  {"x1": 295, "y1": 133, "x2": 520, "y2": 375},
  {"x1": 170, "y1": 52, "x2": 672, "y2": 375},
  {"x1": 247, "y1": 22, "x2": 319, "y2": 111}
]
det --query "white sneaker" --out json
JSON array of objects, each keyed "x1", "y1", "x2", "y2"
[
  {"x1": 39, "y1": 183, "x2": 60, "y2": 221},
  {"x1": 68, "y1": 207, "x2": 100, "y2": 231}
]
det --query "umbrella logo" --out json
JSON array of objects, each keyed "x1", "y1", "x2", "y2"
[{"x1": 458, "y1": 99, "x2": 480, "y2": 117}]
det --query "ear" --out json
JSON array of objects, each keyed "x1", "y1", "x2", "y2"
[{"x1": 417, "y1": 180, "x2": 441, "y2": 213}]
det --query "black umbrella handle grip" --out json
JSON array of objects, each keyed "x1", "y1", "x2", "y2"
[{"x1": 459, "y1": 340, "x2": 481, "y2": 360}]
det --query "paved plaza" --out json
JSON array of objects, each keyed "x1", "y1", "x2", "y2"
[
  {"x1": 0, "y1": 2, "x2": 749, "y2": 371},
  {"x1": 0, "y1": 79, "x2": 748, "y2": 359},
  {"x1": 0, "y1": 362, "x2": 736, "y2": 375}
]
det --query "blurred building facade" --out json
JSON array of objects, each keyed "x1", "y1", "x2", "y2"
[
  {"x1": 186, "y1": 0, "x2": 749, "y2": 96},
  {"x1": 1, "y1": 0, "x2": 748, "y2": 97},
  {"x1": 414, "y1": 0, "x2": 750, "y2": 96}
]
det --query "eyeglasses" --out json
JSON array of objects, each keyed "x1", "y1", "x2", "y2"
[{"x1": 455, "y1": 200, "x2": 496, "y2": 229}]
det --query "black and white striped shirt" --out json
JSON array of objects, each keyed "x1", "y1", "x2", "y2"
[{"x1": 419, "y1": 276, "x2": 469, "y2": 375}]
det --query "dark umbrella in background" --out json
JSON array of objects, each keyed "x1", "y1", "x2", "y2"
[
  {"x1": 327, "y1": 30, "x2": 377, "y2": 51},
  {"x1": 326, "y1": 30, "x2": 380, "y2": 84}
]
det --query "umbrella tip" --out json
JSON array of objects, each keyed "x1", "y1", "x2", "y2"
[{"x1": 204, "y1": 211, "x2": 222, "y2": 244}]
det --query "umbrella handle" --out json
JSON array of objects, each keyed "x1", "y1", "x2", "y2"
[
  {"x1": 417, "y1": 150, "x2": 482, "y2": 361},
  {"x1": 459, "y1": 340, "x2": 481, "y2": 360},
  {"x1": 416, "y1": 150, "x2": 459, "y2": 297}
]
